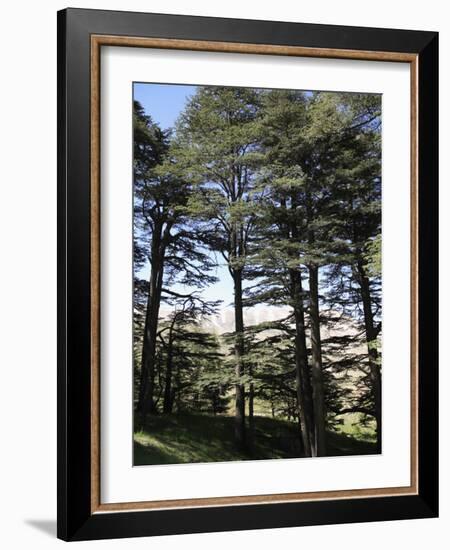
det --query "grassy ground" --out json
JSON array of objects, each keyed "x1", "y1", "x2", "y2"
[
  {"x1": 134, "y1": 413, "x2": 377, "y2": 466},
  {"x1": 333, "y1": 412, "x2": 377, "y2": 445}
]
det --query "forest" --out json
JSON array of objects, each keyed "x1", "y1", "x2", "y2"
[{"x1": 133, "y1": 85, "x2": 382, "y2": 465}]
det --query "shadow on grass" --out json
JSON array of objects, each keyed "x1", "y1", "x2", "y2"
[
  {"x1": 134, "y1": 414, "x2": 250, "y2": 465},
  {"x1": 326, "y1": 430, "x2": 377, "y2": 456},
  {"x1": 133, "y1": 413, "x2": 378, "y2": 466}
]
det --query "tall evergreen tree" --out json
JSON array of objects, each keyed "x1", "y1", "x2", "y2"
[
  {"x1": 320, "y1": 93, "x2": 382, "y2": 450},
  {"x1": 174, "y1": 87, "x2": 262, "y2": 448},
  {"x1": 133, "y1": 100, "x2": 216, "y2": 415},
  {"x1": 248, "y1": 90, "x2": 321, "y2": 455}
]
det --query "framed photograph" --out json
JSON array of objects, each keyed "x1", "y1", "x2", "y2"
[{"x1": 57, "y1": 8, "x2": 438, "y2": 541}]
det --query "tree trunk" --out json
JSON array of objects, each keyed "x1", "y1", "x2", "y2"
[
  {"x1": 248, "y1": 382, "x2": 254, "y2": 429},
  {"x1": 308, "y1": 264, "x2": 327, "y2": 456},
  {"x1": 290, "y1": 268, "x2": 316, "y2": 457},
  {"x1": 248, "y1": 362, "x2": 255, "y2": 446},
  {"x1": 356, "y1": 260, "x2": 382, "y2": 453},
  {"x1": 138, "y1": 266, "x2": 163, "y2": 413},
  {"x1": 283, "y1": 194, "x2": 315, "y2": 457},
  {"x1": 233, "y1": 269, "x2": 246, "y2": 449},
  {"x1": 162, "y1": 332, "x2": 174, "y2": 414},
  {"x1": 137, "y1": 222, "x2": 168, "y2": 415}
]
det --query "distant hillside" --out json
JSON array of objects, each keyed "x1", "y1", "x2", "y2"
[
  {"x1": 159, "y1": 304, "x2": 365, "y2": 340},
  {"x1": 203, "y1": 305, "x2": 291, "y2": 334}
]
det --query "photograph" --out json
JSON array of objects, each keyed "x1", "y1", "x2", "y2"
[{"x1": 132, "y1": 83, "x2": 382, "y2": 465}]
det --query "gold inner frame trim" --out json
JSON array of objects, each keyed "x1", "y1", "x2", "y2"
[{"x1": 90, "y1": 34, "x2": 419, "y2": 514}]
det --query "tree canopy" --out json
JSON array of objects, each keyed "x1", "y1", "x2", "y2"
[{"x1": 133, "y1": 86, "x2": 382, "y2": 461}]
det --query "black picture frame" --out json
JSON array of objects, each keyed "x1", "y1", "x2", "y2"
[{"x1": 57, "y1": 7, "x2": 438, "y2": 541}]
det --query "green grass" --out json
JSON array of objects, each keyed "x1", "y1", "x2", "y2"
[
  {"x1": 333, "y1": 413, "x2": 377, "y2": 444},
  {"x1": 134, "y1": 413, "x2": 377, "y2": 466}
]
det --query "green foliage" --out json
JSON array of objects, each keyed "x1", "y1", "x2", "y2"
[
  {"x1": 134, "y1": 86, "x2": 382, "y2": 458},
  {"x1": 173, "y1": 87, "x2": 263, "y2": 277},
  {"x1": 133, "y1": 99, "x2": 218, "y2": 293},
  {"x1": 365, "y1": 234, "x2": 382, "y2": 277}
]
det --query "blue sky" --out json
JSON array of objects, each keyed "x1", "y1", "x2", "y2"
[
  {"x1": 133, "y1": 82, "x2": 235, "y2": 309},
  {"x1": 134, "y1": 82, "x2": 196, "y2": 130}
]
